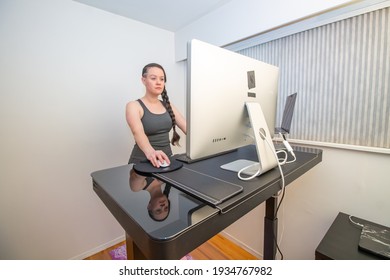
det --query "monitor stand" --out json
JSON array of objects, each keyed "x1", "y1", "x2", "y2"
[{"x1": 220, "y1": 102, "x2": 278, "y2": 177}]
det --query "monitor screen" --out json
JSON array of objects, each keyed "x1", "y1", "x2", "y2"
[{"x1": 186, "y1": 39, "x2": 279, "y2": 162}]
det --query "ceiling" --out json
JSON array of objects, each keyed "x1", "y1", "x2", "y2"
[{"x1": 74, "y1": 0, "x2": 234, "y2": 32}]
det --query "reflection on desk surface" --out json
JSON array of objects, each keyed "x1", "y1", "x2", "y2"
[
  {"x1": 129, "y1": 169, "x2": 172, "y2": 222},
  {"x1": 127, "y1": 168, "x2": 218, "y2": 239},
  {"x1": 92, "y1": 165, "x2": 220, "y2": 241},
  {"x1": 92, "y1": 165, "x2": 219, "y2": 240}
]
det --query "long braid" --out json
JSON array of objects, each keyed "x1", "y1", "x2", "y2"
[
  {"x1": 161, "y1": 88, "x2": 181, "y2": 146},
  {"x1": 143, "y1": 63, "x2": 181, "y2": 146}
]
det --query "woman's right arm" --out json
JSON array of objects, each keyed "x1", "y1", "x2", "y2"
[{"x1": 126, "y1": 101, "x2": 169, "y2": 167}]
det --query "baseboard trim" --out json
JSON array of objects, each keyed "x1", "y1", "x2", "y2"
[
  {"x1": 220, "y1": 231, "x2": 263, "y2": 259},
  {"x1": 70, "y1": 235, "x2": 125, "y2": 260}
]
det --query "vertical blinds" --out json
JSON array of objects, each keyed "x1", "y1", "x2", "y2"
[{"x1": 237, "y1": 7, "x2": 390, "y2": 149}]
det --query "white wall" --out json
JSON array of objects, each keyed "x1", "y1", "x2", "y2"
[
  {"x1": 175, "y1": 0, "x2": 355, "y2": 61},
  {"x1": 0, "y1": 0, "x2": 185, "y2": 259}
]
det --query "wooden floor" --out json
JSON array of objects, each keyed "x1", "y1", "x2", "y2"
[{"x1": 85, "y1": 234, "x2": 258, "y2": 260}]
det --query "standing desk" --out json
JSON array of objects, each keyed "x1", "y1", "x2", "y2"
[{"x1": 91, "y1": 145, "x2": 322, "y2": 260}]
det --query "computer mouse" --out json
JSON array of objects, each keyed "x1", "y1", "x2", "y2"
[{"x1": 158, "y1": 160, "x2": 170, "y2": 168}]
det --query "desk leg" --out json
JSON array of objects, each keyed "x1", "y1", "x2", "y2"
[
  {"x1": 126, "y1": 233, "x2": 147, "y2": 260},
  {"x1": 263, "y1": 196, "x2": 277, "y2": 260}
]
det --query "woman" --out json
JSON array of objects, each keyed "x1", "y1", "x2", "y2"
[
  {"x1": 126, "y1": 63, "x2": 186, "y2": 167},
  {"x1": 126, "y1": 63, "x2": 185, "y2": 221}
]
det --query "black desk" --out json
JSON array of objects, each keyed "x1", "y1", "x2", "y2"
[
  {"x1": 315, "y1": 212, "x2": 387, "y2": 260},
  {"x1": 91, "y1": 145, "x2": 322, "y2": 260}
]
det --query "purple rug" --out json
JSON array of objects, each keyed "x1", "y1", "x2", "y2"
[
  {"x1": 109, "y1": 245, "x2": 193, "y2": 260},
  {"x1": 109, "y1": 244, "x2": 127, "y2": 260}
]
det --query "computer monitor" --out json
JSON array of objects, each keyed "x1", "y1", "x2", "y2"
[{"x1": 186, "y1": 39, "x2": 279, "y2": 168}]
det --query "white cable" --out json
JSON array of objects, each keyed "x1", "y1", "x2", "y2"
[
  {"x1": 237, "y1": 162, "x2": 262, "y2": 181},
  {"x1": 238, "y1": 131, "x2": 285, "y2": 194},
  {"x1": 240, "y1": 130, "x2": 291, "y2": 259},
  {"x1": 349, "y1": 215, "x2": 364, "y2": 228},
  {"x1": 276, "y1": 149, "x2": 288, "y2": 165},
  {"x1": 276, "y1": 132, "x2": 297, "y2": 164},
  {"x1": 271, "y1": 156, "x2": 285, "y2": 197},
  {"x1": 262, "y1": 131, "x2": 286, "y2": 260}
]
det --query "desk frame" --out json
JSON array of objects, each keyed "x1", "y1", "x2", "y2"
[{"x1": 92, "y1": 145, "x2": 322, "y2": 260}]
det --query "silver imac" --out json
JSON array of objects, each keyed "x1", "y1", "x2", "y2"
[{"x1": 186, "y1": 39, "x2": 279, "y2": 173}]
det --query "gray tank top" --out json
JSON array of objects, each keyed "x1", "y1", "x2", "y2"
[{"x1": 128, "y1": 99, "x2": 173, "y2": 163}]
